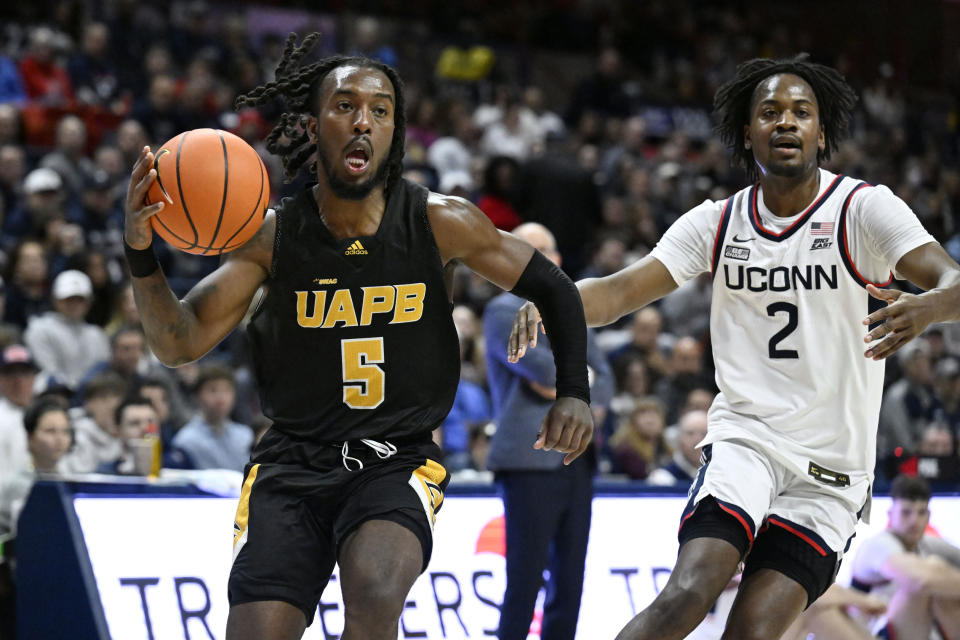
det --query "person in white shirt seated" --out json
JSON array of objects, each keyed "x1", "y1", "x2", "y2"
[{"x1": 850, "y1": 475, "x2": 960, "y2": 640}]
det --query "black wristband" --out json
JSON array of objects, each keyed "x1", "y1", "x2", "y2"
[
  {"x1": 124, "y1": 241, "x2": 160, "y2": 278},
  {"x1": 510, "y1": 250, "x2": 590, "y2": 404}
]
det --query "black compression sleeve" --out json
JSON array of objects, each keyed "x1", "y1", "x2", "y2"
[{"x1": 510, "y1": 250, "x2": 590, "y2": 403}]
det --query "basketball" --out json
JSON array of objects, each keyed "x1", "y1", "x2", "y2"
[{"x1": 145, "y1": 128, "x2": 269, "y2": 255}]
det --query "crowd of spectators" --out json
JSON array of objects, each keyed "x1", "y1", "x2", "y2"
[{"x1": 0, "y1": 1, "x2": 958, "y2": 530}]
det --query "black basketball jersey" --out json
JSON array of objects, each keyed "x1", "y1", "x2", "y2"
[{"x1": 247, "y1": 179, "x2": 460, "y2": 442}]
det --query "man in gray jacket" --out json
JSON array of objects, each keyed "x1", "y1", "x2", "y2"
[
  {"x1": 24, "y1": 269, "x2": 109, "y2": 389},
  {"x1": 483, "y1": 223, "x2": 614, "y2": 640}
]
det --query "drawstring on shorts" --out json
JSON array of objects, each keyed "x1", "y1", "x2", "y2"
[{"x1": 340, "y1": 438, "x2": 398, "y2": 471}]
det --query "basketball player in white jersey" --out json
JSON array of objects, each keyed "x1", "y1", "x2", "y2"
[{"x1": 509, "y1": 55, "x2": 960, "y2": 639}]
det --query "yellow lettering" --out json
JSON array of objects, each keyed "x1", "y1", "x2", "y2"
[
  {"x1": 391, "y1": 283, "x2": 426, "y2": 324},
  {"x1": 295, "y1": 291, "x2": 326, "y2": 328},
  {"x1": 360, "y1": 286, "x2": 397, "y2": 326},
  {"x1": 321, "y1": 289, "x2": 358, "y2": 328}
]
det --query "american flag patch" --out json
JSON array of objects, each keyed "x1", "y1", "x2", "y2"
[{"x1": 811, "y1": 222, "x2": 834, "y2": 236}]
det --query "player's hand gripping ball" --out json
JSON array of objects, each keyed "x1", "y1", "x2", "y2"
[{"x1": 146, "y1": 128, "x2": 269, "y2": 255}]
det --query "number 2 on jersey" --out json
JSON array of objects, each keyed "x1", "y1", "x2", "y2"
[
  {"x1": 341, "y1": 338, "x2": 385, "y2": 409},
  {"x1": 767, "y1": 302, "x2": 799, "y2": 359}
]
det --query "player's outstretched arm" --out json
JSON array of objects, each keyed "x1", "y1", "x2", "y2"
[
  {"x1": 124, "y1": 146, "x2": 271, "y2": 366},
  {"x1": 428, "y1": 193, "x2": 592, "y2": 464},
  {"x1": 509, "y1": 254, "x2": 678, "y2": 361},
  {"x1": 863, "y1": 242, "x2": 960, "y2": 360}
]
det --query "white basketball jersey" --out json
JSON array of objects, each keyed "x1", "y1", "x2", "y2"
[{"x1": 705, "y1": 173, "x2": 889, "y2": 485}]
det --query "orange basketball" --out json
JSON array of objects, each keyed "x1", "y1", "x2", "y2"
[{"x1": 146, "y1": 128, "x2": 269, "y2": 255}]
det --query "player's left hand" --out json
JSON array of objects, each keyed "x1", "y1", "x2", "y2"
[
  {"x1": 863, "y1": 284, "x2": 939, "y2": 360},
  {"x1": 535, "y1": 397, "x2": 593, "y2": 465}
]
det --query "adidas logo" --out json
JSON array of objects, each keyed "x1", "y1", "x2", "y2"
[{"x1": 345, "y1": 240, "x2": 368, "y2": 256}]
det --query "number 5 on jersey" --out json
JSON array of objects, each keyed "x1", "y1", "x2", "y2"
[{"x1": 341, "y1": 337, "x2": 385, "y2": 409}]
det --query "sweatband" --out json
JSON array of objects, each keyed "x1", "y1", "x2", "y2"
[
  {"x1": 124, "y1": 241, "x2": 160, "y2": 278},
  {"x1": 510, "y1": 250, "x2": 590, "y2": 403}
]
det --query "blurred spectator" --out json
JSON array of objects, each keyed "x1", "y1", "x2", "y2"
[
  {"x1": 780, "y1": 584, "x2": 883, "y2": 640},
  {"x1": 655, "y1": 335, "x2": 713, "y2": 424},
  {"x1": 427, "y1": 102, "x2": 476, "y2": 184},
  {"x1": 0, "y1": 398, "x2": 71, "y2": 538},
  {"x1": 132, "y1": 75, "x2": 185, "y2": 145},
  {"x1": 105, "y1": 282, "x2": 139, "y2": 336},
  {"x1": 0, "y1": 105, "x2": 24, "y2": 148},
  {"x1": 24, "y1": 269, "x2": 109, "y2": 388},
  {"x1": 850, "y1": 475, "x2": 960, "y2": 638},
  {"x1": 171, "y1": 364, "x2": 252, "y2": 471},
  {"x1": 0, "y1": 280, "x2": 22, "y2": 349},
  {"x1": 476, "y1": 156, "x2": 523, "y2": 231},
  {"x1": 7, "y1": 168, "x2": 70, "y2": 243},
  {"x1": 0, "y1": 345, "x2": 39, "y2": 484},
  {"x1": 608, "y1": 354, "x2": 651, "y2": 426},
  {"x1": 520, "y1": 86, "x2": 565, "y2": 148},
  {"x1": 566, "y1": 46, "x2": 631, "y2": 125},
  {"x1": 648, "y1": 409, "x2": 708, "y2": 486},
  {"x1": 79, "y1": 250, "x2": 119, "y2": 327},
  {"x1": 0, "y1": 144, "x2": 27, "y2": 223},
  {"x1": 18, "y1": 26, "x2": 73, "y2": 105},
  {"x1": 91, "y1": 144, "x2": 125, "y2": 189},
  {"x1": 59, "y1": 371, "x2": 126, "y2": 473},
  {"x1": 406, "y1": 93, "x2": 440, "y2": 151},
  {"x1": 3, "y1": 239, "x2": 48, "y2": 329},
  {"x1": 934, "y1": 357, "x2": 960, "y2": 434},
  {"x1": 465, "y1": 422, "x2": 494, "y2": 474},
  {"x1": 579, "y1": 233, "x2": 627, "y2": 279},
  {"x1": 480, "y1": 100, "x2": 537, "y2": 161},
  {"x1": 137, "y1": 373, "x2": 188, "y2": 449},
  {"x1": 483, "y1": 222, "x2": 614, "y2": 640},
  {"x1": 39, "y1": 114, "x2": 95, "y2": 197},
  {"x1": 609, "y1": 397, "x2": 670, "y2": 480},
  {"x1": 348, "y1": 16, "x2": 398, "y2": 68},
  {"x1": 438, "y1": 170, "x2": 474, "y2": 199},
  {"x1": 0, "y1": 54, "x2": 26, "y2": 104},
  {"x1": 917, "y1": 422, "x2": 954, "y2": 457},
  {"x1": 660, "y1": 273, "x2": 712, "y2": 339},
  {"x1": 79, "y1": 323, "x2": 147, "y2": 398},
  {"x1": 48, "y1": 222, "x2": 86, "y2": 276},
  {"x1": 878, "y1": 339, "x2": 940, "y2": 462},
  {"x1": 114, "y1": 119, "x2": 150, "y2": 167},
  {"x1": 96, "y1": 395, "x2": 159, "y2": 475},
  {"x1": 599, "y1": 115, "x2": 649, "y2": 194},
  {"x1": 440, "y1": 306, "x2": 492, "y2": 470},
  {"x1": 607, "y1": 307, "x2": 670, "y2": 388},
  {"x1": 67, "y1": 22, "x2": 118, "y2": 107}
]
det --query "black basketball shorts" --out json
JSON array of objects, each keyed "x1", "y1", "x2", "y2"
[{"x1": 227, "y1": 428, "x2": 449, "y2": 625}]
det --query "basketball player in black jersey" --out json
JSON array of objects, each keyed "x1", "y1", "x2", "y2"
[{"x1": 122, "y1": 33, "x2": 593, "y2": 640}]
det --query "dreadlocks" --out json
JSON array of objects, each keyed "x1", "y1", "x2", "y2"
[
  {"x1": 236, "y1": 32, "x2": 407, "y2": 190},
  {"x1": 714, "y1": 54, "x2": 858, "y2": 182}
]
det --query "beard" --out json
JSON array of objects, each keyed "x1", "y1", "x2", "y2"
[
  {"x1": 760, "y1": 152, "x2": 809, "y2": 178},
  {"x1": 318, "y1": 146, "x2": 391, "y2": 200}
]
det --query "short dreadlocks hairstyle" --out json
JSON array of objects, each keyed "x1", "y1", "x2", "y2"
[
  {"x1": 235, "y1": 32, "x2": 406, "y2": 190},
  {"x1": 713, "y1": 54, "x2": 858, "y2": 182}
]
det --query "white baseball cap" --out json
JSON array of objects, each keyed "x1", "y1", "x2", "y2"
[
  {"x1": 439, "y1": 170, "x2": 474, "y2": 194},
  {"x1": 23, "y1": 167, "x2": 63, "y2": 194},
  {"x1": 52, "y1": 269, "x2": 93, "y2": 300}
]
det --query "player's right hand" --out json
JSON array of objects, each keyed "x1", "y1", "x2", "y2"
[
  {"x1": 124, "y1": 146, "x2": 166, "y2": 250},
  {"x1": 508, "y1": 301, "x2": 544, "y2": 362}
]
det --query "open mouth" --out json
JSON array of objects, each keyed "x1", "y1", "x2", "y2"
[
  {"x1": 772, "y1": 138, "x2": 801, "y2": 153},
  {"x1": 345, "y1": 148, "x2": 370, "y2": 174}
]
